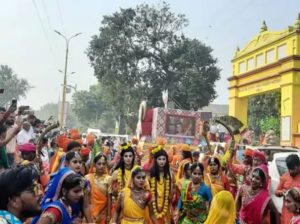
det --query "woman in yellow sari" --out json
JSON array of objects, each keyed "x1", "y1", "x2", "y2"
[
  {"x1": 111, "y1": 143, "x2": 135, "y2": 195},
  {"x1": 149, "y1": 146, "x2": 174, "y2": 224},
  {"x1": 204, "y1": 190, "x2": 236, "y2": 224},
  {"x1": 112, "y1": 166, "x2": 156, "y2": 224},
  {"x1": 204, "y1": 156, "x2": 230, "y2": 196},
  {"x1": 85, "y1": 153, "x2": 112, "y2": 224}
]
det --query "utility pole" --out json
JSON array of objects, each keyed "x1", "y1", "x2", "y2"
[{"x1": 55, "y1": 30, "x2": 81, "y2": 128}]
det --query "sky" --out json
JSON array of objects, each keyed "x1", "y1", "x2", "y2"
[{"x1": 1, "y1": 0, "x2": 299, "y2": 110}]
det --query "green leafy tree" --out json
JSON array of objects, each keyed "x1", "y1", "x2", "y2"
[
  {"x1": 0, "y1": 65, "x2": 31, "y2": 106},
  {"x1": 259, "y1": 116, "x2": 280, "y2": 135},
  {"x1": 72, "y1": 84, "x2": 117, "y2": 132},
  {"x1": 72, "y1": 85, "x2": 107, "y2": 127},
  {"x1": 248, "y1": 91, "x2": 281, "y2": 135},
  {"x1": 87, "y1": 2, "x2": 220, "y2": 133}
]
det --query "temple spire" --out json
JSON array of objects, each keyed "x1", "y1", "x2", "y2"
[
  {"x1": 235, "y1": 46, "x2": 240, "y2": 56},
  {"x1": 260, "y1": 20, "x2": 268, "y2": 33}
]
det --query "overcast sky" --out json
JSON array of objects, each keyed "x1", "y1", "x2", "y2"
[{"x1": 1, "y1": 0, "x2": 299, "y2": 110}]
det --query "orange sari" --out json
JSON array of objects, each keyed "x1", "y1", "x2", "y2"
[{"x1": 85, "y1": 173, "x2": 112, "y2": 224}]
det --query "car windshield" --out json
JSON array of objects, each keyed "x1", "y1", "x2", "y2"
[{"x1": 276, "y1": 158, "x2": 288, "y2": 176}]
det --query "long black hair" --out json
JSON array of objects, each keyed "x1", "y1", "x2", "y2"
[
  {"x1": 94, "y1": 153, "x2": 107, "y2": 164},
  {"x1": 65, "y1": 151, "x2": 81, "y2": 163},
  {"x1": 61, "y1": 173, "x2": 83, "y2": 197},
  {"x1": 190, "y1": 162, "x2": 204, "y2": 174},
  {"x1": 150, "y1": 147, "x2": 170, "y2": 181},
  {"x1": 182, "y1": 151, "x2": 193, "y2": 161},
  {"x1": 113, "y1": 143, "x2": 135, "y2": 175}
]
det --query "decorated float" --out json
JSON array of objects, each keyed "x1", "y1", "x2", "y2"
[{"x1": 136, "y1": 100, "x2": 212, "y2": 150}]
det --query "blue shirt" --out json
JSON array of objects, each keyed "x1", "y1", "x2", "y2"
[
  {"x1": 0, "y1": 210, "x2": 22, "y2": 224},
  {"x1": 177, "y1": 182, "x2": 212, "y2": 210}
]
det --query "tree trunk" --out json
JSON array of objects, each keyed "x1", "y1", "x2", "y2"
[{"x1": 119, "y1": 114, "x2": 126, "y2": 134}]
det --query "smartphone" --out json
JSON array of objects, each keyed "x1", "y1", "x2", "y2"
[
  {"x1": 19, "y1": 105, "x2": 30, "y2": 111},
  {"x1": 0, "y1": 89, "x2": 4, "y2": 94},
  {"x1": 11, "y1": 99, "x2": 17, "y2": 107}
]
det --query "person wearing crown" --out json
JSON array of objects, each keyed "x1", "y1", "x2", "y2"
[
  {"x1": 112, "y1": 166, "x2": 156, "y2": 224},
  {"x1": 111, "y1": 143, "x2": 136, "y2": 195},
  {"x1": 149, "y1": 145, "x2": 175, "y2": 224}
]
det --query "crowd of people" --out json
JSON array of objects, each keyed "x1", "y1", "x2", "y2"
[{"x1": 1, "y1": 104, "x2": 300, "y2": 224}]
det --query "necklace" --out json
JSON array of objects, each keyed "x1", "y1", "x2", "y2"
[
  {"x1": 249, "y1": 187, "x2": 260, "y2": 196},
  {"x1": 150, "y1": 175, "x2": 170, "y2": 219}
]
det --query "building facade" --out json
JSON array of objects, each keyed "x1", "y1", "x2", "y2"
[{"x1": 229, "y1": 15, "x2": 300, "y2": 146}]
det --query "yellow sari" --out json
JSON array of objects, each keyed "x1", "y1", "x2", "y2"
[
  {"x1": 85, "y1": 173, "x2": 112, "y2": 224},
  {"x1": 121, "y1": 187, "x2": 149, "y2": 224}
]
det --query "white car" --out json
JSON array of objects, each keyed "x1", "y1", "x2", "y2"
[{"x1": 268, "y1": 151, "x2": 300, "y2": 213}]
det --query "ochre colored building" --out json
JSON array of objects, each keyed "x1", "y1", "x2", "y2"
[{"x1": 228, "y1": 15, "x2": 300, "y2": 146}]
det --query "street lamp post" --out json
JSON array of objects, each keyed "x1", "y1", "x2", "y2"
[{"x1": 55, "y1": 30, "x2": 81, "y2": 128}]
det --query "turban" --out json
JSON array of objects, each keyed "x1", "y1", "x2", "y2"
[
  {"x1": 0, "y1": 166, "x2": 39, "y2": 209},
  {"x1": 18, "y1": 143, "x2": 36, "y2": 152},
  {"x1": 86, "y1": 134, "x2": 95, "y2": 147},
  {"x1": 69, "y1": 129, "x2": 81, "y2": 140},
  {"x1": 244, "y1": 148, "x2": 253, "y2": 157},
  {"x1": 80, "y1": 147, "x2": 91, "y2": 157},
  {"x1": 253, "y1": 150, "x2": 266, "y2": 164}
]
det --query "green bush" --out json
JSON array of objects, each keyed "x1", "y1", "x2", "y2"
[{"x1": 259, "y1": 116, "x2": 280, "y2": 134}]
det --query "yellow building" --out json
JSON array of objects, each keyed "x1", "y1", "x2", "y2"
[{"x1": 228, "y1": 15, "x2": 300, "y2": 146}]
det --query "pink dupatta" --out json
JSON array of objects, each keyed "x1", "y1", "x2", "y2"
[
  {"x1": 240, "y1": 164, "x2": 270, "y2": 224},
  {"x1": 239, "y1": 188, "x2": 270, "y2": 224},
  {"x1": 290, "y1": 215, "x2": 300, "y2": 224}
]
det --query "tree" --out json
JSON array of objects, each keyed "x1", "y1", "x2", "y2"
[
  {"x1": 72, "y1": 84, "x2": 107, "y2": 127},
  {"x1": 248, "y1": 91, "x2": 281, "y2": 135},
  {"x1": 87, "y1": 2, "x2": 220, "y2": 133},
  {"x1": 0, "y1": 65, "x2": 31, "y2": 106},
  {"x1": 259, "y1": 116, "x2": 280, "y2": 135},
  {"x1": 72, "y1": 84, "x2": 117, "y2": 132},
  {"x1": 35, "y1": 102, "x2": 81, "y2": 129}
]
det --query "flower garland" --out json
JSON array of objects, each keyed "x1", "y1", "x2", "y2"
[
  {"x1": 117, "y1": 169, "x2": 124, "y2": 193},
  {"x1": 150, "y1": 175, "x2": 170, "y2": 219}
]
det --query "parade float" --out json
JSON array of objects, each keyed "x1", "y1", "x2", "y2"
[{"x1": 136, "y1": 100, "x2": 212, "y2": 150}]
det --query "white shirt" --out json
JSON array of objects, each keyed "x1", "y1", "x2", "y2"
[{"x1": 17, "y1": 129, "x2": 33, "y2": 145}]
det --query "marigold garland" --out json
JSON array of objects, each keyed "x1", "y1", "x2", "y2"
[
  {"x1": 117, "y1": 169, "x2": 123, "y2": 193},
  {"x1": 150, "y1": 175, "x2": 170, "y2": 219}
]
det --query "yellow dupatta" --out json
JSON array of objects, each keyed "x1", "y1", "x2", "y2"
[{"x1": 205, "y1": 190, "x2": 236, "y2": 224}]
